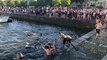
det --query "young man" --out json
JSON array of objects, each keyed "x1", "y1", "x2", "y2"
[
  {"x1": 95, "y1": 20, "x2": 103, "y2": 39},
  {"x1": 47, "y1": 42, "x2": 56, "y2": 56},
  {"x1": 66, "y1": 34, "x2": 72, "y2": 43},
  {"x1": 58, "y1": 32, "x2": 67, "y2": 48},
  {"x1": 42, "y1": 45, "x2": 51, "y2": 56},
  {"x1": 59, "y1": 32, "x2": 72, "y2": 48},
  {"x1": 42, "y1": 43, "x2": 56, "y2": 56}
]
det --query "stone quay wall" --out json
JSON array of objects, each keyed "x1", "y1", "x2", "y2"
[{"x1": 9, "y1": 14, "x2": 95, "y2": 30}]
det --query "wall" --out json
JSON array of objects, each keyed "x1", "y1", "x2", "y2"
[{"x1": 10, "y1": 14, "x2": 95, "y2": 30}]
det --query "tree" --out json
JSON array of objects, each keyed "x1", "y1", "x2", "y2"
[
  {"x1": 94, "y1": 0, "x2": 98, "y2": 4},
  {"x1": 36, "y1": 0, "x2": 46, "y2": 6},
  {"x1": 52, "y1": 0, "x2": 61, "y2": 6},
  {"x1": 15, "y1": 0, "x2": 21, "y2": 6},
  {"x1": 20, "y1": 0, "x2": 27, "y2": 7},
  {"x1": 0, "y1": 1, "x2": 6, "y2": 6},
  {"x1": 8, "y1": 0, "x2": 15, "y2": 7},
  {"x1": 30, "y1": 0, "x2": 37, "y2": 6},
  {"x1": 44, "y1": 0, "x2": 53, "y2": 6},
  {"x1": 74, "y1": 0, "x2": 84, "y2": 3},
  {"x1": 61, "y1": 0, "x2": 71, "y2": 6}
]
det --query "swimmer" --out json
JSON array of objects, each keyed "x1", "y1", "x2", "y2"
[
  {"x1": 16, "y1": 52, "x2": 24, "y2": 60},
  {"x1": 42, "y1": 44, "x2": 52, "y2": 56},
  {"x1": 25, "y1": 42, "x2": 31, "y2": 48},
  {"x1": 42, "y1": 42, "x2": 56, "y2": 56}
]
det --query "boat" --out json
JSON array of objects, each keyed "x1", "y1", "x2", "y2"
[{"x1": 0, "y1": 16, "x2": 12, "y2": 23}]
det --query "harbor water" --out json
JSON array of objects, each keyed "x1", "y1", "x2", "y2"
[{"x1": 0, "y1": 19, "x2": 90, "y2": 60}]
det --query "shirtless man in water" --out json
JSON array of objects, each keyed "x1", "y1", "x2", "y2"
[
  {"x1": 59, "y1": 32, "x2": 72, "y2": 48},
  {"x1": 59, "y1": 32, "x2": 67, "y2": 48},
  {"x1": 95, "y1": 20, "x2": 103, "y2": 39},
  {"x1": 42, "y1": 42, "x2": 56, "y2": 56},
  {"x1": 42, "y1": 45, "x2": 51, "y2": 56}
]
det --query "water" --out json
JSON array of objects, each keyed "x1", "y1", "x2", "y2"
[{"x1": 0, "y1": 19, "x2": 90, "y2": 60}]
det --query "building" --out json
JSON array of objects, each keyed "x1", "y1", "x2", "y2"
[{"x1": 89, "y1": 0, "x2": 107, "y2": 8}]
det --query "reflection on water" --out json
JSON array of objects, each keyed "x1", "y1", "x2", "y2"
[{"x1": 0, "y1": 19, "x2": 90, "y2": 60}]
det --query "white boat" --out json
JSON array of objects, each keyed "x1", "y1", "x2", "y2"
[{"x1": 0, "y1": 16, "x2": 9, "y2": 23}]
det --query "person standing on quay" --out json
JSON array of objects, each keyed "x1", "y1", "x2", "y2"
[{"x1": 95, "y1": 18, "x2": 103, "y2": 39}]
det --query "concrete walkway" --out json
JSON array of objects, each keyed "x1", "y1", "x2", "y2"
[
  {"x1": 87, "y1": 29, "x2": 107, "y2": 60},
  {"x1": 101, "y1": 54, "x2": 107, "y2": 60},
  {"x1": 71, "y1": 28, "x2": 107, "y2": 60}
]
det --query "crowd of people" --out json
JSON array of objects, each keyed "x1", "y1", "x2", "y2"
[
  {"x1": 0, "y1": 6, "x2": 107, "y2": 60},
  {"x1": 0, "y1": 7, "x2": 107, "y2": 21}
]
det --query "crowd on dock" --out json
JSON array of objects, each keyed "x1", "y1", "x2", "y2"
[
  {"x1": 0, "y1": 6, "x2": 107, "y2": 60},
  {"x1": 0, "y1": 7, "x2": 107, "y2": 21}
]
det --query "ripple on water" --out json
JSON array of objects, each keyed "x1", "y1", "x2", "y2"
[{"x1": 0, "y1": 20, "x2": 90, "y2": 60}]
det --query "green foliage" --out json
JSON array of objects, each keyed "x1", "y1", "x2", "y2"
[
  {"x1": 74, "y1": 0, "x2": 84, "y2": 3},
  {"x1": 0, "y1": 0, "x2": 71, "y2": 7},
  {"x1": 0, "y1": 1, "x2": 6, "y2": 6},
  {"x1": 8, "y1": 0, "x2": 15, "y2": 7},
  {"x1": 15, "y1": 0, "x2": 21, "y2": 6},
  {"x1": 94, "y1": 0, "x2": 98, "y2": 1},
  {"x1": 45, "y1": 0, "x2": 53, "y2": 6},
  {"x1": 30, "y1": 0, "x2": 37, "y2": 6},
  {"x1": 52, "y1": 0, "x2": 61, "y2": 6},
  {"x1": 20, "y1": 0, "x2": 27, "y2": 7},
  {"x1": 52, "y1": 0, "x2": 71, "y2": 6},
  {"x1": 61, "y1": 0, "x2": 71, "y2": 6},
  {"x1": 37, "y1": 0, "x2": 47, "y2": 6}
]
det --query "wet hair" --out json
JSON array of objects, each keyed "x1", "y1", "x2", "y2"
[
  {"x1": 44, "y1": 45, "x2": 49, "y2": 49},
  {"x1": 48, "y1": 43, "x2": 52, "y2": 48}
]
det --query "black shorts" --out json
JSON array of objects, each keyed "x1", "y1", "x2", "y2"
[
  {"x1": 63, "y1": 38, "x2": 72, "y2": 44},
  {"x1": 66, "y1": 39, "x2": 72, "y2": 43},
  {"x1": 63, "y1": 38, "x2": 67, "y2": 44},
  {"x1": 96, "y1": 29, "x2": 100, "y2": 34}
]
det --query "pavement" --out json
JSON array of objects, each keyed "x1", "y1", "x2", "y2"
[{"x1": 73, "y1": 28, "x2": 107, "y2": 60}]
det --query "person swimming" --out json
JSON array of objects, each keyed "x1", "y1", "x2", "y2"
[
  {"x1": 25, "y1": 42, "x2": 31, "y2": 48},
  {"x1": 42, "y1": 42, "x2": 56, "y2": 56},
  {"x1": 16, "y1": 52, "x2": 24, "y2": 60},
  {"x1": 24, "y1": 31, "x2": 35, "y2": 36}
]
